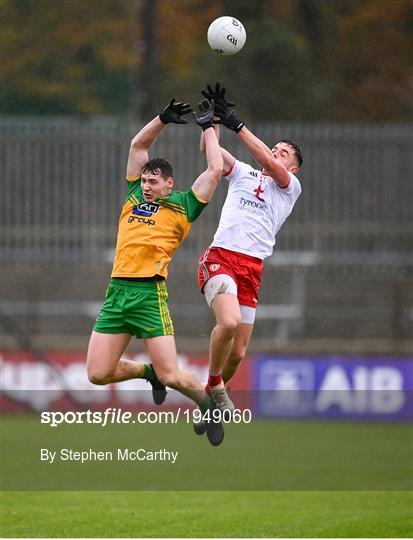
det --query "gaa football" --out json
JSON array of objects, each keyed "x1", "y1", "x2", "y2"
[{"x1": 207, "y1": 16, "x2": 246, "y2": 55}]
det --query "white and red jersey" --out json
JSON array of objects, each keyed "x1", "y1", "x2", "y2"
[{"x1": 211, "y1": 159, "x2": 302, "y2": 260}]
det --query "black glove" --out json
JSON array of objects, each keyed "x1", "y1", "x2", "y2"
[
  {"x1": 193, "y1": 99, "x2": 214, "y2": 131},
  {"x1": 201, "y1": 82, "x2": 235, "y2": 110},
  {"x1": 214, "y1": 102, "x2": 245, "y2": 133},
  {"x1": 159, "y1": 98, "x2": 193, "y2": 124}
]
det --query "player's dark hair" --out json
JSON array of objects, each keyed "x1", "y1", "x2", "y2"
[
  {"x1": 142, "y1": 157, "x2": 173, "y2": 179},
  {"x1": 280, "y1": 139, "x2": 303, "y2": 167}
]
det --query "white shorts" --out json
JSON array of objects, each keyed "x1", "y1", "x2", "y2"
[{"x1": 203, "y1": 274, "x2": 256, "y2": 324}]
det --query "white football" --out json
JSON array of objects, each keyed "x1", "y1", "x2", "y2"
[{"x1": 207, "y1": 16, "x2": 246, "y2": 56}]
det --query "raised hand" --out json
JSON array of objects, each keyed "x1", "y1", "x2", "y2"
[
  {"x1": 159, "y1": 98, "x2": 193, "y2": 125},
  {"x1": 193, "y1": 99, "x2": 215, "y2": 131},
  {"x1": 201, "y1": 82, "x2": 235, "y2": 109},
  {"x1": 214, "y1": 101, "x2": 245, "y2": 133}
]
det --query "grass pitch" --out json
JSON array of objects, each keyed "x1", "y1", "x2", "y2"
[
  {"x1": 2, "y1": 415, "x2": 411, "y2": 491},
  {"x1": 1, "y1": 415, "x2": 412, "y2": 536},
  {"x1": 1, "y1": 490, "x2": 412, "y2": 537}
]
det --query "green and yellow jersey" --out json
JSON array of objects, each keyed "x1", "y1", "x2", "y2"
[{"x1": 111, "y1": 177, "x2": 207, "y2": 279}]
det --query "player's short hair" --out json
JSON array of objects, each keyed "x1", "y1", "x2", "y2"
[
  {"x1": 280, "y1": 139, "x2": 303, "y2": 167},
  {"x1": 142, "y1": 157, "x2": 173, "y2": 180}
]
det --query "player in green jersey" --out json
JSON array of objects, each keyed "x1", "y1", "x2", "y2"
[{"x1": 86, "y1": 98, "x2": 225, "y2": 445}]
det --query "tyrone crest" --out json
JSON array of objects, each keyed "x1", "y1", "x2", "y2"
[{"x1": 254, "y1": 177, "x2": 266, "y2": 202}]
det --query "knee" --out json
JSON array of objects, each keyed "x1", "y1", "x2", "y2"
[
  {"x1": 218, "y1": 315, "x2": 241, "y2": 335},
  {"x1": 157, "y1": 370, "x2": 180, "y2": 389},
  {"x1": 87, "y1": 365, "x2": 112, "y2": 386}
]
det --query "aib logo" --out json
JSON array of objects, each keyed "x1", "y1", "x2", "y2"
[{"x1": 132, "y1": 202, "x2": 159, "y2": 217}]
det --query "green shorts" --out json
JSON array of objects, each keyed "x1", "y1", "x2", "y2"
[{"x1": 93, "y1": 278, "x2": 174, "y2": 339}]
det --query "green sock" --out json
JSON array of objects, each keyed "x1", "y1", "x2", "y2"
[
  {"x1": 199, "y1": 394, "x2": 212, "y2": 414},
  {"x1": 142, "y1": 364, "x2": 154, "y2": 381}
]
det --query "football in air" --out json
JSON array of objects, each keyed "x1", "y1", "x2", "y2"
[{"x1": 207, "y1": 16, "x2": 246, "y2": 55}]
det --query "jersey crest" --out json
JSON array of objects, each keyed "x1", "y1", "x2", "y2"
[{"x1": 253, "y1": 176, "x2": 266, "y2": 202}]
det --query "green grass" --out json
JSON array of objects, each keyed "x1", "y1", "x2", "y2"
[
  {"x1": 1, "y1": 490, "x2": 412, "y2": 537},
  {"x1": 2, "y1": 416, "x2": 412, "y2": 490},
  {"x1": 2, "y1": 415, "x2": 412, "y2": 536}
]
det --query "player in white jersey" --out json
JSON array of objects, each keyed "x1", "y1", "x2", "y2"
[{"x1": 196, "y1": 83, "x2": 303, "y2": 416}]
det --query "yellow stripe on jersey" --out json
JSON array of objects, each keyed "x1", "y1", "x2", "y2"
[
  {"x1": 160, "y1": 200, "x2": 185, "y2": 211},
  {"x1": 160, "y1": 202, "x2": 186, "y2": 215},
  {"x1": 191, "y1": 189, "x2": 208, "y2": 204}
]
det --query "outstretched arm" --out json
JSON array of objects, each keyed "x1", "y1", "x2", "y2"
[
  {"x1": 126, "y1": 117, "x2": 165, "y2": 179},
  {"x1": 191, "y1": 100, "x2": 223, "y2": 202},
  {"x1": 206, "y1": 83, "x2": 290, "y2": 188},
  {"x1": 126, "y1": 98, "x2": 193, "y2": 179},
  {"x1": 215, "y1": 113, "x2": 290, "y2": 187},
  {"x1": 238, "y1": 127, "x2": 290, "y2": 188},
  {"x1": 199, "y1": 124, "x2": 235, "y2": 176}
]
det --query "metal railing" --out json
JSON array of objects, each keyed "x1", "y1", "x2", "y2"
[
  {"x1": 1, "y1": 117, "x2": 412, "y2": 347},
  {"x1": 1, "y1": 117, "x2": 412, "y2": 266}
]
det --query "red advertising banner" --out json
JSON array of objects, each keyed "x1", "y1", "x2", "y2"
[{"x1": 1, "y1": 351, "x2": 251, "y2": 412}]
